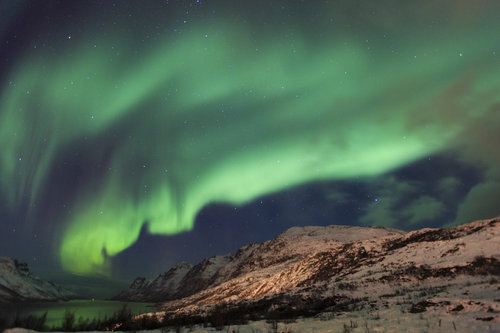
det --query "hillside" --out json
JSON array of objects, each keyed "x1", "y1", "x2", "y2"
[
  {"x1": 0, "y1": 257, "x2": 76, "y2": 303},
  {"x1": 114, "y1": 225, "x2": 404, "y2": 302},
  {"x1": 115, "y1": 218, "x2": 499, "y2": 331}
]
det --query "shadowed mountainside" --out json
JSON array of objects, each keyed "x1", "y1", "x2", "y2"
[{"x1": 0, "y1": 257, "x2": 77, "y2": 303}]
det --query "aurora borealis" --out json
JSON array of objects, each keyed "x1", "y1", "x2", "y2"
[{"x1": 1, "y1": 1, "x2": 499, "y2": 285}]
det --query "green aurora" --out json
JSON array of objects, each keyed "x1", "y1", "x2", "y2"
[{"x1": 1, "y1": 1, "x2": 499, "y2": 275}]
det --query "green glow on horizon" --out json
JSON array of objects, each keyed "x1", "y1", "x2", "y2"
[{"x1": 1, "y1": 8, "x2": 499, "y2": 275}]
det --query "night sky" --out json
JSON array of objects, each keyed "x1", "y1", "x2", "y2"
[{"x1": 1, "y1": 0, "x2": 499, "y2": 296}]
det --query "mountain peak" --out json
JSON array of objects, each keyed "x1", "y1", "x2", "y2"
[
  {"x1": 128, "y1": 277, "x2": 150, "y2": 290},
  {"x1": 278, "y1": 224, "x2": 405, "y2": 241},
  {"x1": 114, "y1": 222, "x2": 406, "y2": 302},
  {"x1": 0, "y1": 257, "x2": 77, "y2": 303},
  {"x1": 114, "y1": 216, "x2": 499, "y2": 330}
]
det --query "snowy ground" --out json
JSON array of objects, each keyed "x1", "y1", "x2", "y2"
[
  {"x1": 5, "y1": 308, "x2": 500, "y2": 333},
  {"x1": 5, "y1": 277, "x2": 500, "y2": 333}
]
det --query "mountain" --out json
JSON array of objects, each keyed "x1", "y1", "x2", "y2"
[
  {"x1": 112, "y1": 261, "x2": 193, "y2": 301},
  {"x1": 118, "y1": 218, "x2": 500, "y2": 329},
  {"x1": 112, "y1": 253, "x2": 234, "y2": 302},
  {"x1": 0, "y1": 257, "x2": 77, "y2": 303},
  {"x1": 114, "y1": 224, "x2": 405, "y2": 302}
]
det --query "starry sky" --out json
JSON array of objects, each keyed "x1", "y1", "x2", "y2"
[{"x1": 1, "y1": 0, "x2": 499, "y2": 296}]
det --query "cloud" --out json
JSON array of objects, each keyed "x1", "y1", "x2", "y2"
[
  {"x1": 324, "y1": 190, "x2": 353, "y2": 205},
  {"x1": 452, "y1": 181, "x2": 500, "y2": 226},
  {"x1": 448, "y1": 94, "x2": 500, "y2": 225},
  {"x1": 359, "y1": 197, "x2": 399, "y2": 228},
  {"x1": 359, "y1": 176, "x2": 447, "y2": 229},
  {"x1": 358, "y1": 176, "x2": 419, "y2": 228},
  {"x1": 436, "y1": 176, "x2": 462, "y2": 200},
  {"x1": 402, "y1": 196, "x2": 446, "y2": 226}
]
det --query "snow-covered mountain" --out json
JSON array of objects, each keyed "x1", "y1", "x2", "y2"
[
  {"x1": 0, "y1": 257, "x2": 77, "y2": 303},
  {"x1": 114, "y1": 224, "x2": 405, "y2": 302},
  {"x1": 118, "y1": 217, "x2": 500, "y2": 328},
  {"x1": 112, "y1": 261, "x2": 192, "y2": 301},
  {"x1": 113, "y1": 254, "x2": 234, "y2": 302}
]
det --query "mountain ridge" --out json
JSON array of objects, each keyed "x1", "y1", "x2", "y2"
[
  {"x1": 0, "y1": 257, "x2": 77, "y2": 303},
  {"x1": 114, "y1": 217, "x2": 500, "y2": 328},
  {"x1": 113, "y1": 224, "x2": 406, "y2": 302}
]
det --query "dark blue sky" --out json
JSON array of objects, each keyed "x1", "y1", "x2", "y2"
[{"x1": 1, "y1": 1, "x2": 499, "y2": 297}]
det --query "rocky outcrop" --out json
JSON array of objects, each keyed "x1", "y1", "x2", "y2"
[
  {"x1": 114, "y1": 225, "x2": 405, "y2": 302},
  {"x1": 112, "y1": 262, "x2": 193, "y2": 301},
  {"x1": 117, "y1": 217, "x2": 500, "y2": 326},
  {"x1": 174, "y1": 254, "x2": 233, "y2": 299},
  {"x1": 0, "y1": 257, "x2": 77, "y2": 303},
  {"x1": 130, "y1": 277, "x2": 151, "y2": 290},
  {"x1": 154, "y1": 217, "x2": 499, "y2": 324}
]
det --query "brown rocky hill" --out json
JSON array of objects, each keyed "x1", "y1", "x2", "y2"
[
  {"x1": 116, "y1": 218, "x2": 500, "y2": 326},
  {"x1": 113, "y1": 225, "x2": 405, "y2": 302}
]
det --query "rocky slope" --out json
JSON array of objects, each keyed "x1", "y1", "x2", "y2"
[
  {"x1": 0, "y1": 257, "x2": 77, "y2": 303},
  {"x1": 114, "y1": 225, "x2": 404, "y2": 302},
  {"x1": 112, "y1": 254, "x2": 236, "y2": 302},
  {"x1": 117, "y1": 217, "x2": 500, "y2": 330},
  {"x1": 153, "y1": 217, "x2": 499, "y2": 328}
]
